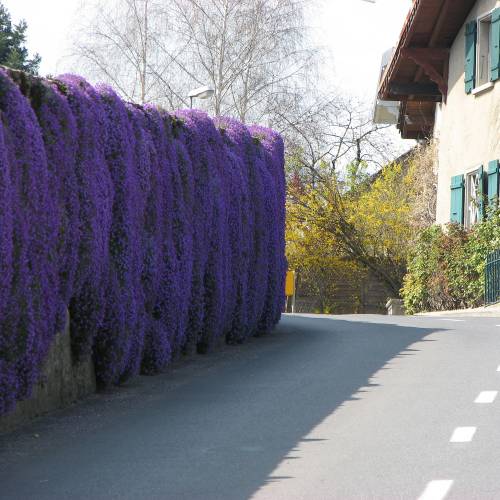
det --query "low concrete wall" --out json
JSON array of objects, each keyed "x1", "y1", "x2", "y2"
[
  {"x1": 386, "y1": 298, "x2": 406, "y2": 316},
  {"x1": 0, "y1": 311, "x2": 96, "y2": 433}
]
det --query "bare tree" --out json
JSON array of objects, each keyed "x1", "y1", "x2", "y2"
[
  {"x1": 282, "y1": 90, "x2": 415, "y2": 296},
  {"x1": 72, "y1": 0, "x2": 194, "y2": 107},
  {"x1": 271, "y1": 91, "x2": 405, "y2": 186},
  {"x1": 72, "y1": 0, "x2": 317, "y2": 122}
]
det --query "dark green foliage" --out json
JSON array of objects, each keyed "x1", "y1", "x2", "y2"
[
  {"x1": 402, "y1": 208, "x2": 500, "y2": 313},
  {"x1": 0, "y1": 3, "x2": 40, "y2": 74}
]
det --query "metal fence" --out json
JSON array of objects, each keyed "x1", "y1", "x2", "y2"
[{"x1": 485, "y1": 249, "x2": 500, "y2": 305}]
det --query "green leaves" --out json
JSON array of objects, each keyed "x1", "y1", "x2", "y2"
[{"x1": 402, "y1": 210, "x2": 500, "y2": 314}]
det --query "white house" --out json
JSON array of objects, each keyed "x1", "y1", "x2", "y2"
[{"x1": 377, "y1": 0, "x2": 500, "y2": 228}]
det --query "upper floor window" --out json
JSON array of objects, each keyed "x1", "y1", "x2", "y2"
[
  {"x1": 477, "y1": 14, "x2": 492, "y2": 87},
  {"x1": 465, "y1": 8, "x2": 500, "y2": 93}
]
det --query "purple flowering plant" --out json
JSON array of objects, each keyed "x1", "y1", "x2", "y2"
[{"x1": 0, "y1": 69, "x2": 286, "y2": 414}]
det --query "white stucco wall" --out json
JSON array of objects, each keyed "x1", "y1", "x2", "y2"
[{"x1": 435, "y1": 0, "x2": 500, "y2": 224}]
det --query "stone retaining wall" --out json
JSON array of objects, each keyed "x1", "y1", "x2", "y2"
[{"x1": 0, "y1": 311, "x2": 96, "y2": 433}]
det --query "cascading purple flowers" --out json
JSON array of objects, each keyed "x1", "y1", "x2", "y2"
[
  {"x1": 56, "y1": 75, "x2": 114, "y2": 362},
  {"x1": 27, "y1": 78, "x2": 81, "y2": 332},
  {"x1": 0, "y1": 69, "x2": 59, "y2": 411},
  {"x1": 0, "y1": 69, "x2": 286, "y2": 415},
  {"x1": 248, "y1": 125, "x2": 287, "y2": 332}
]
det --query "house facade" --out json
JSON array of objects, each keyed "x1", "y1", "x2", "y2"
[{"x1": 378, "y1": 0, "x2": 500, "y2": 228}]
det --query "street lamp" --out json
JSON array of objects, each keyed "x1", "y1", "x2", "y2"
[{"x1": 188, "y1": 85, "x2": 215, "y2": 108}]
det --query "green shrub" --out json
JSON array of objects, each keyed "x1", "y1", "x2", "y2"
[{"x1": 402, "y1": 209, "x2": 500, "y2": 314}]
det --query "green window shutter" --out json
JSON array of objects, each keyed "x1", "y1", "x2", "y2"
[
  {"x1": 450, "y1": 174, "x2": 465, "y2": 224},
  {"x1": 465, "y1": 21, "x2": 477, "y2": 93},
  {"x1": 488, "y1": 159, "x2": 500, "y2": 207},
  {"x1": 491, "y1": 8, "x2": 500, "y2": 81}
]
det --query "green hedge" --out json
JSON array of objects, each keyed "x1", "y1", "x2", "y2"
[{"x1": 402, "y1": 209, "x2": 500, "y2": 314}]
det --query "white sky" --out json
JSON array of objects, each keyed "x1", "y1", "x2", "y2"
[
  {"x1": 310, "y1": 0, "x2": 412, "y2": 98},
  {"x1": 4, "y1": 0, "x2": 412, "y2": 99},
  {"x1": 3, "y1": 0, "x2": 81, "y2": 76}
]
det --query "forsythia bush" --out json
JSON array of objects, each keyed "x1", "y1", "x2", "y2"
[
  {"x1": 402, "y1": 210, "x2": 500, "y2": 314},
  {"x1": 0, "y1": 69, "x2": 286, "y2": 414},
  {"x1": 287, "y1": 161, "x2": 419, "y2": 301}
]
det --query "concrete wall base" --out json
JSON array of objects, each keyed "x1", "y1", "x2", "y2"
[
  {"x1": 386, "y1": 298, "x2": 406, "y2": 316},
  {"x1": 0, "y1": 310, "x2": 96, "y2": 434}
]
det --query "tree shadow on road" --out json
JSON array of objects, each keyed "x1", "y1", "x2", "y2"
[{"x1": 0, "y1": 314, "x2": 445, "y2": 500}]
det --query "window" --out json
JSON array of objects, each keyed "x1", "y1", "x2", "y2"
[
  {"x1": 477, "y1": 14, "x2": 492, "y2": 87},
  {"x1": 464, "y1": 9, "x2": 500, "y2": 93},
  {"x1": 451, "y1": 165, "x2": 499, "y2": 226},
  {"x1": 464, "y1": 168, "x2": 483, "y2": 228}
]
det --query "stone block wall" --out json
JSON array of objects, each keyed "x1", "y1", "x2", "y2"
[{"x1": 0, "y1": 311, "x2": 96, "y2": 433}]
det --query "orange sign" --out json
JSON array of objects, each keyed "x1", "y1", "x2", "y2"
[{"x1": 285, "y1": 271, "x2": 295, "y2": 296}]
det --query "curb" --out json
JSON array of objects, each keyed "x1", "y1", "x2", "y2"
[{"x1": 417, "y1": 306, "x2": 500, "y2": 317}]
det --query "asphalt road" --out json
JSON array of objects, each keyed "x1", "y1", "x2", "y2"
[{"x1": 1, "y1": 313, "x2": 500, "y2": 500}]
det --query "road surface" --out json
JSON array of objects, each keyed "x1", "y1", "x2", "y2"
[{"x1": 1, "y1": 313, "x2": 500, "y2": 499}]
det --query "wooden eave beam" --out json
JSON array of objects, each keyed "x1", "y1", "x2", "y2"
[
  {"x1": 411, "y1": 0, "x2": 453, "y2": 100},
  {"x1": 389, "y1": 81, "x2": 441, "y2": 96},
  {"x1": 401, "y1": 48, "x2": 450, "y2": 60},
  {"x1": 401, "y1": 47, "x2": 450, "y2": 99}
]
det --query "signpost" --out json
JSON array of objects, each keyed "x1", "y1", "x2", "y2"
[{"x1": 285, "y1": 270, "x2": 297, "y2": 313}]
